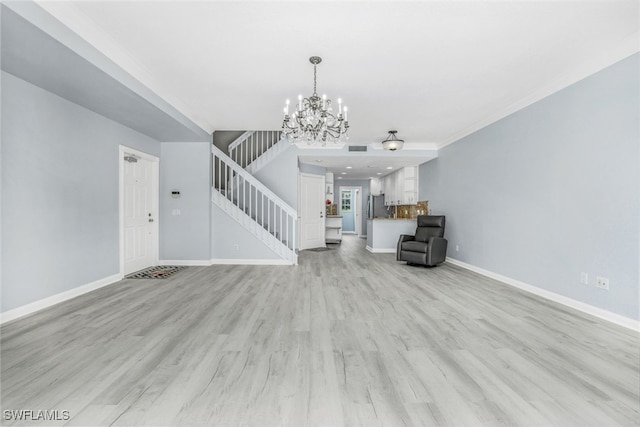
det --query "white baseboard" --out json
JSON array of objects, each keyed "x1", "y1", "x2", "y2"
[
  {"x1": 158, "y1": 259, "x2": 212, "y2": 266},
  {"x1": 365, "y1": 246, "x2": 396, "y2": 254},
  {"x1": 210, "y1": 258, "x2": 294, "y2": 266},
  {"x1": 0, "y1": 273, "x2": 123, "y2": 325},
  {"x1": 446, "y1": 257, "x2": 639, "y2": 332},
  {"x1": 160, "y1": 259, "x2": 295, "y2": 266}
]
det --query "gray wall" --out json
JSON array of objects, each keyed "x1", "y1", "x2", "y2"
[
  {"x1": 210, "y1": 204, "x2": 279, "y2": 260},
  {"x1": 160, "y1": 142, "x2": 211, "y2": 261},
  {"x1": 212, "y1": 130, "x2": 245, "y2": 155},
  {"x1": 253, "y1": 144, "x2": 298, "y2": 208},
  {"x1": 419, "y1": 54, "x2": 639, "y2": 320},
  {"x1": 1, "y1": 71, "x2": 160, "y2": 312},
  {"x1": 335, "y1": 179, "x2": 371, "y2": 235}
]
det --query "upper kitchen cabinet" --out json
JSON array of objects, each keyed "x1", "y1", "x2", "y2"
[
  {"x1": 370, "y1": 178, "x2": 383, "y2": 195},
  {"x1": 384, "y1": 166, "x2": 418, "y2": 205},
  {"x1": 403, "y1": 166, "x2": 418, "y2": 204}
]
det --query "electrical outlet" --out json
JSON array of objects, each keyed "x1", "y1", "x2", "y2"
[
  {"x1": 234, "y1": 244, "x2": 239, "y2": 251},
  {"x1": 580, "y1": 272, "x2": 588, "y2": 285},
  {"x1": 596, "y1": 276, "x2": 609, "y2": 290},
  {"x1": 455, "y1": 245, "x2": 459, "y2": 252}
]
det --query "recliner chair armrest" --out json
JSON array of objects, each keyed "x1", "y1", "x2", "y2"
[
  {"x1": 396, "y1": 234, "x2": 415, "y2": 261},
  {"x1": 427, "y1": 237, "x2": 448, "y2": 265}
]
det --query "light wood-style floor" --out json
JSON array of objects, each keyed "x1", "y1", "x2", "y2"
[{"x1": 2, "y1": 236, "x2": 639, "y2": 426}]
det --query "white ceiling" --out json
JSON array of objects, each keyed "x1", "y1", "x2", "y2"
[{"x1": 35, "y1": 1, "x2": 639, "y2": 174}]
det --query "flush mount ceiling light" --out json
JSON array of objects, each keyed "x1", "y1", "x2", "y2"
[
  {"x1": 282, "y1": 56, "x2": 349, "y2": 146},
  {"x1": 381, "y1": 130, "x2": 404, "y2": 151}
]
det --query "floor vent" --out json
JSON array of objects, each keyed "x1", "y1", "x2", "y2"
[{"x1": 348, "y1": 145, "x2": 367, "y2": 152}]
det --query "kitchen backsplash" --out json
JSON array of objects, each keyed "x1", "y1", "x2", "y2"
[{"x1": 395, "y1": 201, "x2": 430, "y2": 219}]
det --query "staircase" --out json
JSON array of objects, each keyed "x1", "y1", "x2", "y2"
[
  {"x1": 211, "y1": 142, "x2": 297, "y2": 265},
  {"x1": 228, "y1": 130, "x2": 287, "y2": 174}
]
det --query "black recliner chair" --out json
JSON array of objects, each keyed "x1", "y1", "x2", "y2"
[{"x1": 397, "y1": 215, "x2": 448, "y2": 267}]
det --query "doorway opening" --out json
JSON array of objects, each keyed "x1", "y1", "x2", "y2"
[{"x1": 339, "y1": 186, "x2": 362, "y2": 237}]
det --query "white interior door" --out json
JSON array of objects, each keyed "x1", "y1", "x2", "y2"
[
  {"x1": 299, "y1": 173, "x2": 325, "y2": 250},
  {"x1": 123, "y1": 151, "x2": 157, "y2": 274}
]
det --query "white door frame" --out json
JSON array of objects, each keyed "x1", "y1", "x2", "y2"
[
  {"x1": 118, "y1": 145, "x2": 159, "y2": 275},
  {"x1": 339, "y1": 186, "x2": 363, "y2": 237}
]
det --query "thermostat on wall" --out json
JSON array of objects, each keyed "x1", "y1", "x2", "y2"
[{"x1": 171, "y1": 190, "x2": 181, "y2": 199}]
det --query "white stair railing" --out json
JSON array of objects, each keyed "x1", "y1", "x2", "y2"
[
  {"x1": 229, "y1": 130, "x2": 283, "y2": 169},
  {"x1": 212, "y1": 145, "x2": 297, "y2": 264}
]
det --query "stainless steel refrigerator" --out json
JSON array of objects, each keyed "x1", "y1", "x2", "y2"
[{"x1": 368, "y1": 194, "x2": 387, "y2": 218}]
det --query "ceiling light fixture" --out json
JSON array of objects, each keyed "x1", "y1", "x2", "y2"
[
  {"x1": 282, "y1": 56, "x2": 349, "y2": 146},
  {"x1": 381, "y1": 130, "x2": 404, "y2": 151}
]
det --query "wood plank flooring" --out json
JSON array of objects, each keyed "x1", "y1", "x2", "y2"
[{"x1": 1, "y1": 235, "x2": 639, "y2": 426}]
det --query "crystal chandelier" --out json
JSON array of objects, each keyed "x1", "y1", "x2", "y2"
[{"x1": 282, "y1": 56, "x2": 349, "y2": 146}]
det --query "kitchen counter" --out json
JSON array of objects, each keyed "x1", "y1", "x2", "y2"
[{"x1": 366, "y1": 219, "x2": 416, "y2": 253}]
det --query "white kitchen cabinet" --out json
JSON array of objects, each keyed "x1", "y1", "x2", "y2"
[
  {"x1": 395, "y1": 168, "x2": 404, "y2": 205},
  {"x1": 384, "y1": 174, "x2": 395, "y2": 206},
  {"x1": 325, "y1": 215, "x2": 342, "y2": 243},
  {"x1": 370, "y1": 178, "x2": 382, "y2": 195},
  {"x1": 402, "y1": 166, "x2": 418, "y2": 204},
  {"x1": 383, "y1": 166, "x2": 419, "y2": 205}
]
